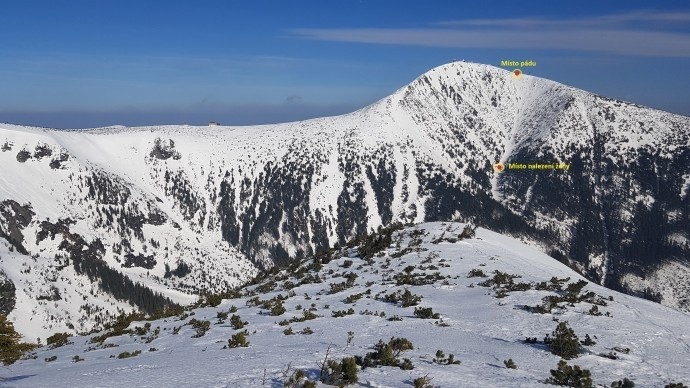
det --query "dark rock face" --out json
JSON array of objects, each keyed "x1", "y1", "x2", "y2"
[
  {"x1": 123, "y1": 253, "x2": 156, "y2": 269},
  {"x1": 16, "y1": 149, "x2": 31, "y2": 163},
  {"x1": 165, "y1": 170, "x2": 205, "y2": 225},
  {"x1": 33, "y1": 144, "x2": 52, "y2": 159},
  {"x1": 0, "y1": 200, "x2": 35, "y2": 254},
  {"x1": 49, "y1": 153, "x2": 69, "y2": 169},
  {"x1": 37, "y1": 218, "x2": 75, "y2": 244},
  {"x1": 150, "y1": 138, "x2": 180, "y2": 160}
]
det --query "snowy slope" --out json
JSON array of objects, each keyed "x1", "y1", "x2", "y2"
[
  {"x1": 4, "y1": 223, "x2": 690, "y2": 387},
  {"x1": 0, "y1": 61, "x2": 689, "y2": 341}
]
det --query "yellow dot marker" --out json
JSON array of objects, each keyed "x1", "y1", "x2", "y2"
[
  {"x1": 512, "y1": 69, "x2": 523, "y2": 79},
  {"x1": 493, "y1": 162, "x2": 505, "y2": 173}
]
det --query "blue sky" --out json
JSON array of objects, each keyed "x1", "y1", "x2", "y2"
[{"x1": 1, "y1": 0, "x2": 690, "y2": 128}]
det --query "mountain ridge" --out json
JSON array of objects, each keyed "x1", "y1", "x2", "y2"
[
  {"x1": 4, "y1": 222, "x2": 690, "y2": 387},
  {"x1": 0, "y1": 61, "x2": 688, "y2": 340}
]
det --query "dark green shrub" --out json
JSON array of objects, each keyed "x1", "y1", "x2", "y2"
[
  {"x1": 228, "y1": 331, "x2": 249, "y2": 348},
  {"x1": 467, "y1": 269, "x2": 487, "y2": 278},
  {"x1": 216, "y1": 311, "x2": 229, "y2": 321},
  {"x1": 355, "y1": 223, "x2": 404, "y2": 259},
  {"x1": 322, "y1": 357, "x2": 358, "y2": 386},
  {"x1": 546, "y1": 360, "x2": 592, "y2": 387},
  {"x1": 401, "y1": 289, "x2": 422, "y2": 307},
  {"x1": 283, "y1": 327, "x2": 294, "y2": 335},
  {"x1": 506, "y1": 282, "x2": 532, "y2": 291},
  {"x1": 204, "y1": 294, "x2": 223, "y2": 307},
  {"x1": 345, "y1": 293, "x2": 364, "y2": 304},
  {"x1": 549, "y1": 277, "x2": 570, "y2": 290},
  {"x1": 357, "y1": 337, "x2": 414, "y2": 370},
  {"x1": 230, "y1": 314, "x2": 247, "y2": 330},
  {"x1": 189, "y1": 319, "x2": 210, "y2": 338},
  {"x1": 332, "y1": 308, "x2": 355, "y2": 318},
  {"x1": 395, "y1": 271, "x2": 446, "y2": 286},
  {"x1": 399, "y1": 358, "x2": 414, "y2": 370},
  {"x1": 447, "y1": 354, "x2": 460, "y2": 365},
  {"x1": 458, "y1": 224, "x2": 476, "y2": 239},
  {"x1": 414, "y1": 307, "x2": 440, "y2": 319},
  {"x1": 580, "y1": 334, "x2": 596, "y2": 346},
  {"x1": 434, "y1": 349, "x2": 445, "y2": 363},
  {"x1": 117, "y1": 350, "x2": 141, "y2": 359},
  {"x1": 504, "y1": 358, "x2": 516, "y2": 369},
  {"x1": 282, "y1": 280, "x2": 296, "y2": 290},
  {"x1": 382, "y1": 289, "x2": 422, "y2": 307},
  {"x1": 342, "y1": 357, "x2": 358, "y2": 383},
  {"x1": 549, "y1": 322, "x2": 581, "y2": 359},
  {"x1": 610, "y1": 378, "x2": 635, "y2": 387},
  {"x1": 45, "y1": 355, "x2": 57, "y2": 362},
  {"x1": 433, "y1": 349, "x2": 460, "y2": 365},
  {"x1": 255, "y1": 280, "x2": 277, "y2": 293},
  {"x1": 388, "y1": 337, "x2": 414, "y2": 356},
  {"x1": 72, "y1": 355, "x2": 84, "y2": 362},
  {"x1": 0, "y1": 315, "x2": 37, "y2": 365},
  {"x1": 328, "y1": 282, "x2": 349, "y2": 294},
  {"x1": 46, "y1": 332, "x2": 72, "y2": 349},
  {"x1": 588, "y1": 305, "x2": 603, "y2": 316},
  {"x1": 566, "y1": 280, "x2": 588, "y2": 296},
  {"x1": 297, "y1": 310, "x2": 318, "y2": 322},
  {"x1": 270, "y1": 300, "x2": 286, "y2": 316},
  {"x1": 413, "y1": 374, "x2": 434, "y2": 388},
  {"x1": 133, "y1": 322, "x2": 151, "y2": 336},
  {"x1": 284, "y1": 368, "x2": 313, "y2": 388}
]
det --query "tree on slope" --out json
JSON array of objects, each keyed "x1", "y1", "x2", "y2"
[{"x1": 0, "y1": 315, "x2": 35, "y2": 365}]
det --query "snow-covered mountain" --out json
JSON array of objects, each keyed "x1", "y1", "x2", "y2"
[
  {"x1": 5, "y1": 223, "x2": 690, "y2": 387},
  {"x1": 1, "y1": 61, "x2": 689, "y2": 341}
]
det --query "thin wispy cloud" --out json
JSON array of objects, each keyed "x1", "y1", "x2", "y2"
[
  {"x1": 436, "y1": 11, "x2": 690, "y2": 28},
  {"x1": 288, "y1": 11, "x2": 690, "y2": 58}
]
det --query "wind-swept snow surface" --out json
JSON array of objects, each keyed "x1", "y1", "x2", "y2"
[{"x1": 5, "y1": 223, "x2": 689, "y2": 387}]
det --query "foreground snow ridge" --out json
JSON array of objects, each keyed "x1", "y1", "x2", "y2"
[{"x1": 6, "y1": 222, "x2": 690, "y2": 387}]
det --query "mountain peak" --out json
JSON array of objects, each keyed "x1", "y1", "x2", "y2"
[{"x1": 0, "y1": 58, "x2": 688, "y2": 344}]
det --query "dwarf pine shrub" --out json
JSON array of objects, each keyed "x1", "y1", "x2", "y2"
[
  {"x1": 546, "y1": 360, "x2": 592, "y2": 387},
  {"x1": 549, "y1": 322, "x2": 581, "y2": 359}
]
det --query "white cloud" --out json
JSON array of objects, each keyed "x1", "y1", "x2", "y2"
[{"x1": 288, "y1": 11, "x2": 690, "y2": 57}]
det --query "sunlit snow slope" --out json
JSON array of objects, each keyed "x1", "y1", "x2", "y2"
[
  {"x1": 1, "y1": 62, "x2": 689, "y2": 341},
  {"x1": 5, "y1": 223, "x2": 690, "y2": 388}
]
